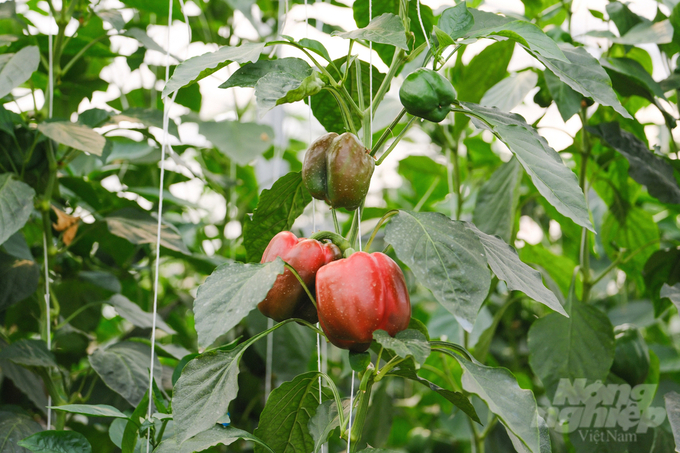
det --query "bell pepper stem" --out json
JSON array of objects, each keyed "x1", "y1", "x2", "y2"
[
  {"x1": 331, "y1": 209, "x2": 341, "y2": 234},
  {"x1": 370, "y1": 108, "x2": 406, "y2": 156},
  {"x1": 376, "y1": 116, "x2": 417, "y2": 165},
  {"x1": 283, "y1": 262, "x2": 317, "y2": 309},
  {"x1": 309, "y1": 230, "x2": 353, "y2": 253},
  {"x1": 365, "y1": 210, "x2": 399, "y2": 252},
  {"x1": 348, "y1": 371, "x2": 375, "y2": 451}
]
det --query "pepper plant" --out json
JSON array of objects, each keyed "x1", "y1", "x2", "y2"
[{"x1": 2, "y1": 0, "x2": 680, "y2": 452}]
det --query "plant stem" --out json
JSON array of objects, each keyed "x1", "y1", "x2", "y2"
[
  {"x1": 370, "y1": 108, "x2": 406, "y2": 156},
  {"x1": 376, "y1": 117, "x2": 416, "y2": 165},
  {"x1": 364, "y1": 210, "x2": 399, "y2": 251},
  {"x1": 578, "y1": 107, "x2": 592, "y2": 303},
  {"x1": 371, "y1": 49, "x2": 405, "y2": 117},
  {"x1": 332, "y1": 209, "x2": 341, "y2": 234},
  {"x1": 283, "y1": 263, "x2": 316, "y2": 308}
]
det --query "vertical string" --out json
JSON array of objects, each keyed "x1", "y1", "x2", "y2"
[
  {"x1": 416, "y1": 0, "x2": 431, "y2": 52},
  {"x1": 446, "y1": 147, "x2": 455, "y2": 219},
  {"x1": 44, "y1": 8, "x2": 55, "y2": 431},
  {"x1": 346, "y1": 370, "x2": 356, "y2": 453}
]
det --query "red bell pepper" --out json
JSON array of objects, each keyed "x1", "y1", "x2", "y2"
[
  {"x1": 258, "y1": 231, "x2": 340, "y2": 323},
  {"x1": 316, "y1": 251, "x2": 411, "y2": 352}
]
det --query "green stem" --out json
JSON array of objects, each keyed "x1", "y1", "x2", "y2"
[
  {"x1": 372, "y1": 49, "x2": 405, "y2": 117},
  {"x1": 589, "y1": 239, "x2": 661, "y2": 287},
  {"x1": 326, "y1": 87, "x2": 357, "y2": 134},
  {"x1": 283, "y1": 263, "x2": 316, "y2": 309},
  {"x1": 331, "y1": 209, "x2": 341, "y2": 234},
  {"x1": 61, "y1": 34, "x2": 108, "y2": 76},
  {"x1": 414, "y1": 176, "x2": 440, "y2": 212},
  {"x1": 374, "y1": 356, "x2": 406, "y2": 381},
  {"x1": 349, "y1": 372, "x2": 375, "y2": 451},
  {"x1": 309, "y1": 230, "x2": 353, "y2": 253},
  {"x1": 55, "y1": 301, "x2": 104, "y2": 329},
  {"x1": 376, "y1": 117, "x2": 417, "y2": 165},
  {"x1": 364, "y1": 210, "x2": 399, "y2": 252},
  {"x1": 578, "y1": 107, "x2": 592, "y2": 302},
  {"x1": 370, "y1": 108, "x2": 406, "y2": 156}
]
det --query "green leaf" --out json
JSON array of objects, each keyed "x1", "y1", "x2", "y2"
[
  {"x1": 121, "y1": 391, "x2": 148, "y2": 453},
  {"x1": 298, "y1": 38, "x2": 332, "y2": 63},
  {"x1": 480, "y1": 71, "x2": 538, "y2": 112},
  {"x1": 588, "y1": 122, "x2": 680, "y2": 205},
  {"x1": 192, "y1": 259, "x2": 285, "y2": 348},
  {"x1": 532, "y1": 43, "x2": 632, "y2": 119},
  {"x1": 0, "y1": 174, "x2": 36, "y2": 246},
  {"x1": 38, "y1": 121, "x2": 105, "y2": 156},
  {"x1": 118, "y1": 0, "x2": 183, "y2": 19},
  {"x1": 613, "y1": 20, "x2": 674, "y2": 44},
  {"x1": 197, "y1": 120, "x2": 274, "y2": 166},
  {"x1": 1, "y1": 359, "x2": 48, "y2": 411},
  {"x1": 253, "y1": 372, "x2": 328, "y2": 453},
  {"x1": 154, "y1": 426, "x2": 274, "y2": 453},
  {"x1": 459, "y1": 102, "x2": 593, "y2": 231},
  {"x1": 172, "y1": 344, "x2": 248, "y2": 442},
  {"x1": 110, "y1": 108, "x2": 180, "y2": 139},
  {"x1": 48, "y1": 404, "x2": 129, "y2": 419},
  {"x1": 543, "y1": 69, "x2": 582, "y2": 121},
  {"x1": 454, "y1": 40, "x2": 514, "y2": 104},
  {"x1": 18, "y1": 431, "x2": 92, "y2": 453},
  {"x1": 602, "y1": 57, "x2": 666, "y2": 100},
  {"x1": 243, "y1": 172, "x2": 312, "y2": 263},
  {"x1": 162, "y1": 42, "x2": 264, "y2": 97},
  {"x1": 606, "y1": 1, "x2": 642, "y2": 36},
  {"x1": 472, "y1": 158, "x2": 522, "y2": 243},
  {"x1": 105, "y1": 207, "x2": 190, "y2": 254},
  {"x1": 602, "y1": 208, "x2": 659, "y2": 276},
  {"x1": 0, "y1": 411, "x2": 42, "y2": 452},
  {"x1": 107, "y1": 294, "x2": 176, "y2": 334},
  {"x1": 0, "y1": 250, "x2": 39, "y2": 311},
  {"x1": 384, "y1": 211, "x2": 491, "y2": 332},
  {"x1": 455, "y1": 358, "x2": 543, "y2": 453},
  {"x1": 528, "y1": 291, "x2": 615, "y2": 399},
  {"x1": 333, "y1": 13, "x2": 407, "y2": 50},
  {"x1": 220, "y1": 58, "x2": 311, "y2": 89},
  {"x1": 397, "y1": 155, "x2": 449, "y2": 208},
  {"x1": 0, "y1": 45, "x2": 39, "y2": 98},
  {"x1": 439, "y1": 3, "x2": 474, "y2": 40},
  {"x1": 662, "y1": 283, "x2": 680, "y2": 307},
  {"x1": 96, "y1": 10, "x2": 125, "y2": 31},
  {"x1": 665, "y1": 391, "x2": 680, "y2": 451},
  {"x1": 372, "y1": 329, "x2": 431, "y2": 366},
  {"x1": 388, "y1": 366, "x2": 480, "y2": 423},
  {"x1": 466, "y1": 223, "x2": 566, "y2": 316},
  {"x1": 308, "y1": 400, "x2": 338, "y2": 453},
  {"x1": 0, "y1": 339, "x2": 56, "y2": 367},
  {"x1": 255, "y1": 71, "x2": 325, "y2": 115},
  {"x1": 89, "y1": 341, "x2": 162, "y2": 407}
]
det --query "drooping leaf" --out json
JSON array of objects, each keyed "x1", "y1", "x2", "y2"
[
  {"x1": 528, "y1": 291, "x2": 615, "y2": 400},
  {"x1": 192, "y1": 258, "x2": 285, "y2": 348},
  {"x1": 0, "y1": 45, "x2": 40, "y2": 99},
  {"x1": 308, "y1": 400, "x2": 341, "y2": 453},
  {"x1": 0, "y1": 359, "x2": 48, "y2": 411},
  {"x1": 105, "y1": 207, "x2": 190, "y2": 254},
  {"x1": 333, "y1": 13, "x2": 407, "y2": 50},
  {"x1": 372, "y1": 329, "x2": 430, "y2": 366},
  {"x1": 531, "y1": 43, "x2": 632, "y2": 119},
  {"x1": 458, "y1": 102, "x2": 593, "y2": 231},
  {"x1": 455, "y1": 357, "x2": 543, "y2": 453},
  {"x1": 198, "y1": 120, "x2": 274, "y2": 166},
  {"x1": 163, "y1": 42, "x2": 264, "y2": 97},
  {"x1": 480, "y1": 71, "x2": 538, "y2": 112},
  {"x1": 107, "y1": 294, "x2": 176, "y2": 334},
  {"x1": 543, "y1": 69, "x2": 582, "y2": 121},
  {"x1": 613, "y1": 20, "x2": 674, "y2": 45},
  {"x1": 384, "y1": 211, "x2": 490, "y2": 332},
  {"x1": 439, "y1": 3, "x2": 474, "y2": 40},
  {"x1": 588, "y1": 122, "x2": 680, "y2": 205},
  {"x1": 172, "y1": 344, "x2": 248, "y2": 442},
  {"x1": 662, "y1": 283, "x2": 680, "y2": 308},
  {"x1": 154, "y1": 426, "x2": 274, "y2": 453},
  {"x1": 254, "y1": 71, "x2": 324, "y2": 115},
  {"x1": 0, "y1": 174, "x2": 36, "y2": 246},
  {"x1": 38, "y1": 122, "x2": 106, "y2": 156},
  {"x1": 0, "y1": 411, "x2": 42, "y2": 452},
  {"x1": 18, "y1": 431, "x2": 92, "y2": 453},
  {"x1": 89, "y1": 341, "x2": 162, "y2": 407},
  {"x1": 48, "y1": 404, "x2": 129, "y2": 419},
  {"x1": 466, "y1": 223, "x2": 566, "y2": 316},
  {"x1": 254, "y1": 372, "x2": 329, "y2": 453},
  {"x1": 220, "y1": 58, "x2": 311, "y2": 89},
  {"x1": 0, "y1": 339, "x2": 56, "y2": 367},
  {"x1": 472, "y1": 158, "x2": 522, "y2": 243}
]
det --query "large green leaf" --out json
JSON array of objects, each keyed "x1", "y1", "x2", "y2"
[
  {"x1": 438, "y1": 3, "x2": 474, "y2": 41},
  {"x1": 333, "y1": 13, "x2": 407, "y2": 50},
  {"x1": 254, "y1": 372, "x2": 328, "y2": 453},
  {"x1": 588, "y1": 122, "x2": 680, "y2": 205},
  {"x1": 192, "y1": 258, "x2": 285, "y2": 348},
  {"x1": 197, "y1": 120, "x2": 274, "y2": 166},
  {"x1": 602, "y1": 208, "x2": 659, "y2": 282},
  {"x1": 665, "y1": 391, "x2": 680, "y2": 451},
  {"x1": 0, "y1": 45, "x2": 39, "y2": 98},
  {"x1": 308, "y1": 400, "x2": 342, "y2": 453},
  {"x1": 613, "y1": 20, "x2": 674, "y2": 45},
  {"x1": 531, "y1": 43, "x2": 632, "y2": 119},
  {"x1": 455, "y1": 357, "x2": 544, "y2": 453},
  {"x1": 453, "y1": 40, "x2": 514, "y2": 104},
  {"x1": 38, "y1": 122, "x2": 106, "y2": 156},
  {"x1": 110, "y1": 108, "x2": 180, "y2": 139},
  {"x1": 88, "y1": 341, "x2": 162, "y2": 407},
  {"x1": 543, "y1": 69, "x2": 582, "y2": 121},
  {"x1": 466, "y1": 223, "x2": 566, "y2": 316},
  {"x1": 107, "y1": 294, "x2": 175, "y2": 334},
  {"x1": 480, "y1": 71, "x2": 538, "y2": 112},
  {"x1": 0, "y1": 359, "x2": 48, "y2": 411},
  {"x1": 372, "y1": 329, "x2": 430, "y2": 366},
  {"x1": 48, "y1": 404, "x2": 128, "y2": 419},
  {"x1": 172, "y1": 344, "x2": 248, "y2": 442},
  {"x1": 0, "y1": 174, "x2": 35, "y2": 246},
  {"x1": 0, "y1": 250, "x2": 39, "y2": 311},
  {"x1": 105, "y1": 208, "x2": 190, "y2": 254},
  {"x1": 0, "y1": 411, "x2": 42, "y2": 453},
  {"x1": 18, "y1": 431, "x2": 91, "y2": 453},
  {"x1": 397, "y1": 156, "x2": 449, "y2": 209},
  {"x1": 662, "y1": 283, "x2": 680, "y2": 308},
  {"x1": 254, "y1": 71, "x2": 324, "y2": 115},
  {"x1": 243, "y1": 172, "x2": 311, "y2": 263},
  {"x1": 472, "y1": 158, "x2": 522, "y2": 243},
  {"x1": 528, "y1": 292, "x2": 615, "y2": 399},
  {"x1": 220, "y1": 58, "x2": 311, "y2": 89},
  {"x1": 458, "y1": 102, "x2": 593, "y2": 231},
  {"x1": 163, "y1": 42, "x2": 264, "y2": 97},
  {"x1": 0, "y1": 339, "x2": 56, "y2": 367},
  {"x1": 384, "y1": 211, "x2": 490, "y2": 331},
  {"x1": 602, "y1": 57, "x2": 666, "y2": 100},
  {"x1": 154, "y1": 426, "x2": 274, "y2": 453}
]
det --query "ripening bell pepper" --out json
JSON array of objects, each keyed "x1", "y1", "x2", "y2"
[
  {"x1": 316, "y1": 251, "x2": 411, "y2": 352},
  {"x1": 258, "y1": 231, "x2": 341, "y2": 323},
  {"x1": 399, "y1": 68, "x2": 457, "y2": 123},
  {"x1": 302, "y1": 132, "x2": 375, "y2": 211}
]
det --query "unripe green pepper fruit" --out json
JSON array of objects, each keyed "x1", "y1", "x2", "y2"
[
  {"x1": 399, "y1": 68, "x2": 457, "y2": 123},
  {"x1": 302, "y1": 132, "x2": 374, "y2": 211},
  {"x1": 610, "y1": 324, "x2": 650, "y2": 386}
]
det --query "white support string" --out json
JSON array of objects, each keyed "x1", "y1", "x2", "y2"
[
  {"x1": 346, "y1": 370, "x2": 355, "y2": 453},
  {"x1": 416, "y1": 0, "x2": 431, "y2": 52}
]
